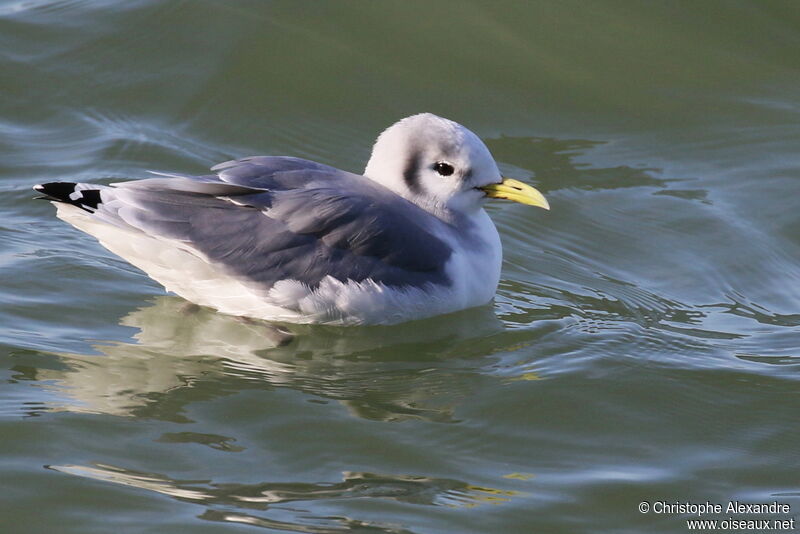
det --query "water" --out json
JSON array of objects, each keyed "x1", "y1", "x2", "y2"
[{"x1": 2, "y1": 1, "x2": 799, "y2": 532}]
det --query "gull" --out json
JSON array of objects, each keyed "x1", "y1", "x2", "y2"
[{"x1": 34, "y1": 113, "x2": 549, "y2": 325}]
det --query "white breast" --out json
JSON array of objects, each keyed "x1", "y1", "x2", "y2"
[{"x1": 439, "y1": 209, "x2": 503, "y2": 311}]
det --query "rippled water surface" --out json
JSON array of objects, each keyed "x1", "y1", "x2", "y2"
[{"x1": 2, "y1": 1, "x2": 800, "y2": 532}]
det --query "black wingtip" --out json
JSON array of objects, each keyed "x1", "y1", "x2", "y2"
[
  {"x1": 34, "y1": 182, "x2": 77, "y2": 201},
  {"x1": 34, "y1": 182, "x2": 102, "y2": 212}
]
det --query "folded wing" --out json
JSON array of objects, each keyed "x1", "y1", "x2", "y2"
[{"x1": 58, "y1": 157, "x2": 454, "y2": 291}]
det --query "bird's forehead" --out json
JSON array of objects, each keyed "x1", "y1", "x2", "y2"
[
  {"x1": 375, "y1": 113, "x2": 496, "y2": 172},
  {"x1": 415, "y1": 126, "x2": 487, "y2": 162}
]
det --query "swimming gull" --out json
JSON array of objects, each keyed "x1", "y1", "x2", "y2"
[{"x1": 34, "y1": 113, "x2": 549, "y2": 325}]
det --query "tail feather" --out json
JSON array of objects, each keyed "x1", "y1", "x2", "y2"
[{"x1": 34, "y1": 182, "x2": 103, "y2": 213}]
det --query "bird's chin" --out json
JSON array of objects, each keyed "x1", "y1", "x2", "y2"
[
  {"x1": 472, "y1": 187, "x2": 490, "y2": 202},
  {"x1": 463, "y1": 187, "x2": 492, "y2": 212}
]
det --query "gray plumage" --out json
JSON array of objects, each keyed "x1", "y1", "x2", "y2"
[{"x1": 40, "y1": 156, "x2": 454, "y2": 290}]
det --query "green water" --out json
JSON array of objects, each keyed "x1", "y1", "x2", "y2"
[{"x1": 2, "y1": 1, "x2": 800, "y2": 532}]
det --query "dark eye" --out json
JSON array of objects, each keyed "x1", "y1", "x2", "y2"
[{"x1": 433, "y1": 162, "x2": 454, "y2": 176}]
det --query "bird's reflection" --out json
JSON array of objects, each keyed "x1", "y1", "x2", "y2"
[
  {"x1": 27, "y1": 296, "x2": 505, "y2": 423},
  {"x1": 48, "y1": 462, "x2": 520, "y2": 508},
  {"x1": 47, "y1": 462, "x2": 522, "y2": 533}
]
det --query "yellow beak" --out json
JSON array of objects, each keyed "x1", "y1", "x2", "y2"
[{"x1": 479, "y1": 178, "x2": 550, "y2": 209}]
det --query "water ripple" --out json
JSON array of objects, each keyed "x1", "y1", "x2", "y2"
[{"x1": 48, "y1": 463, "x2": 523, "y2": 532}]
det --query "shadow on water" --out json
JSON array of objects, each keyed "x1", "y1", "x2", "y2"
[
  {"x1": 10, "y1": 296, "x2": 508, "y2": 423},
  {"x1": 488, "y1": 135, "x2": 672, "y2": 193}
]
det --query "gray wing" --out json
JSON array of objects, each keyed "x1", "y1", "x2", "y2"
[{"x1": 103, "y1": 157, "x2": 453, "y2": 290}]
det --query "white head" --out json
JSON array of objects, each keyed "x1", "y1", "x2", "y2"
[{"x1": 364, "y1": 113, "x2": 548, "y2": 218}]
